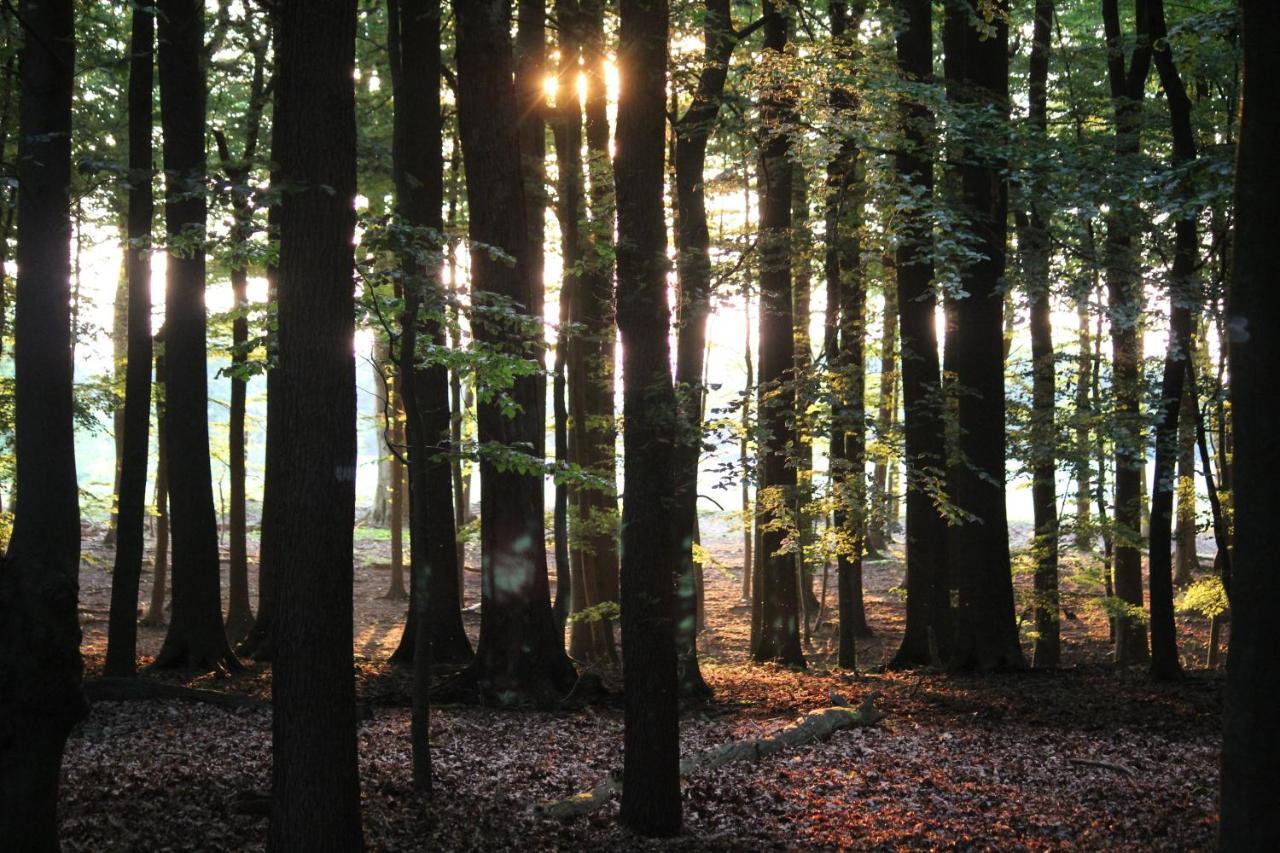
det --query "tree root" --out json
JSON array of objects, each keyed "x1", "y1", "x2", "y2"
[
  {"x1": 84, "y1": 677, "x2": 267, "y2": 711},
  {"x1": 533, "y1": 691, "x2": 886, "y2": 821}
]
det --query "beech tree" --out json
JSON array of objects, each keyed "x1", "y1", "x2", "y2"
[
  {"x1": 453, "y1": 0, "x2": 576, "y2": 704},
  {"x1": 889, "y1": 0, "x2": 950, "y2": 669},
  {"x1": 614, "y1": 0, "x2": 681, "y2": 835},
  {"x1": 751, "y1": 0, "x2": 804, "y2": 668},
  {"x1": 945, "y1": 0, "x2": 1023, "y2": 672},
  {"x1": 1220, "y1": 1, "x2": 1280, "y2": 846},
  {"x1": 153, "y1": 0, "x2": 237, "y2": 671},
  {"x1": 0, "y1": 1, "x2": 85, "y2": 847},
  {"x1": 268, "y1": 0, "x2": 363, "y2": 847},
  {"x1": 104, "y1": 1, "x2": 155, "y2": 678}
]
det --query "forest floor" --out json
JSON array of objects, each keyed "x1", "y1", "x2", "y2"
[{"x1": 65, "y1": 512, "x2": 1224, "y2": 851}]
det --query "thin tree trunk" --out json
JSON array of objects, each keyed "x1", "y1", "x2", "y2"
[
  {"x1": 1102, "y1": 0, "x2": 1153, "y2": 667},
  {"x1": 105, "y1": 3, "x2": 156, "y2": 678}
]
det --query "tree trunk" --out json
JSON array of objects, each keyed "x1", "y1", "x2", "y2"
[
  {"x1": 453, "y1": 0, "x2": 576, "y2": 704},
  {"x1": 143, "y1": 367, "x2": 170, "y2": 628},
  {"x1": 269, "y1": 1, "x2": 364, "y2": 847},
  {"x1": 1073, "y1": 296, "x2": 1093, "y2": 550},
  {"x1": 672, "y1": 0, "x2": 746, "y2": 698},
  {"x1": 1023, "y1": 0, "x2": 1058, "y2": 669},
  {"x1": 1102, "y1": 0, "x2": 1152, "y2": 667},
  {"x1": 827, "y1": 2, "x2": 873, "y2": 670},
  {"x1": 943, "y1": 0, "x2": 1023, "y2": 672},
  {"x1": 615, "y1": 0, "x2": 682, "y2": 834},
  {"x1": 889, "y1": 0, "x2": 950, "y2": 669},
  {"x1": 153, "y1": 0, "x2": 238, "y2": 672},
  {"x1": 1147, "y1": 0, "x2": 1196, "y2": 682},
  {"x1": 0, "y1": 1, "x2": 87, "y2": 845},
  {"x1": 215, "y1": 30, "x2": 269, "y2": 646},
  {"x1": 387, "y1": 0, "x2": 471, "y2": 669},
  {"x1": 1173, "y1": 378, "x2": 1197, "y2": 586},
  {"x1": 868, "y1": 256, "x2": 897, "y2": 553},
  {"x1": 1221, "y1": 2, "x2": 1280, "y2": 845},
  {"x1": 105, "y1": 3, "x2": 155, "y2": 678},
  {"x1": 752, "y1": 1, "x2": 804, "y2": 668}
]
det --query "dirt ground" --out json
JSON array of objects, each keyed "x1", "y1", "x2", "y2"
[{"x1": 63, "y1": 512, "x2": 1224, "y2": 851}]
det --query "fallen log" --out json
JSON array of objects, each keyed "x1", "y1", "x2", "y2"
[
  {"x1": 533, "y1": 691, "x2": 886, "y2": 820},
  {"x1": 84, "y1": 677, "x2": 268, "y2": 711}
]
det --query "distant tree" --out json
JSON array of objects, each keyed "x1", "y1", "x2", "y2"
[
  {"x1": 1017, "y1": 0, "x2": 1059, "y2": 670},
  {"x1": 1220, "y1": 1, "x2": 1280, "y2": 846},
  {"x1": 614, "y1": 0, "x2": 682, "y2": 835},
  {"x1": 453, "y1": 0, "x2": 576, "y2": 704},
  {"x1": 268, "y1": 0, "x2": 364, "y2": 847},
  {"x1": 1101, "y1": 0, "x2": 1152, "y2": 667},
  {"x1": 0, "y1": 0, "x2": 87, "y2": 846},
  {"x1": 153, "y1": 0, "x2": 237, "y2": 671},
  {"x1": 105, "y1": 0, "x2": 156, "y2": 678}
]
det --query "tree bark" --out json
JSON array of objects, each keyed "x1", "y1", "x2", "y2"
[
  {"x1": 105, "y1": 3, "x2": 156, "y2": 678},
  {"x1": 153, "y1": 0, "x2": 238, "y2": 672},
  {"x1": 269, "y1": 0, "x2": 364, "y2": 847},
  {"x1": 615, "y1": 0, "x2": 682, "y2": 834}
]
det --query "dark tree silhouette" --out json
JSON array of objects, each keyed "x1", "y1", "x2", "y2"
[
  {"x1": 0, "y1": 1, "x2": 86, "y2": 847},
  {"x1": 889, "y1": 0, "x2": 951, "y2": 669},
  {"x1": 105, "y1": 1, "x2": 155, "y2": 678},
  {"x1": 153, "y1": 0, "x2": 237, "y2": 671},
  {"x1": 945, "y1": 0, "x2": 1024, "y2": 672},
  {"x1": 615, "y1": 0, "x2": 682, "y2": 835},
  {"x1": 453, "y1": 0, "x2": 576, "y2": 705},
  {"x1": 751, "y1": 0, "x2": 804, "y2": 668},
  {"x1": 268, "y1": 0, "x2": 364, "y2": 848},
  {"x1": 1220, "y1": 1, "x2": 1280, "y2": 846}
]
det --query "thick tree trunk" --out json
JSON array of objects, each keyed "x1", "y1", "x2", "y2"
[
  {"x1": 944, "y1": 0, "x2": 1023, "y2": 672},
  {"x1": 1221, "y1": 2, "x2": 1280, "y2": 846},
  {"x1": 889, "y1": 0, "x2": 950, "y2": 669},
  {"x1": 105, "y1": 4, "x2": 155, "y2": 678},
  {"x1": 0, "y1": 2, "x2": 86, "y2": 846},
  {"x1": 615, "y1": 0, "x2": 681, "y2": 834},
  {"x1": 153, "y1": 0, "x2": 238, "y2": 671},
  {"x1": 454, "y1": 0, "x2": 576, "y2": 704},
  {"x1": 752, "y1": 1, "x2": 804, "y2": 668},
  {"x1": 387, "y1": 0, "x2": 471, "y2": 670},
  {"x1": 1102, "y1": 0, "x2": 1153, "y2": 667},
  {"x1": 269, "y1": 1, "x2": 364, "y2": 847}
]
